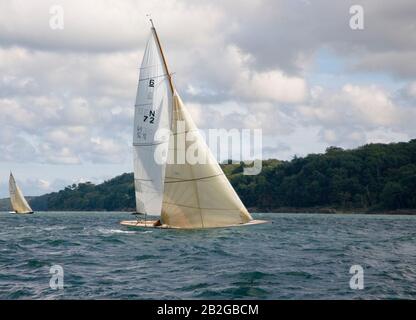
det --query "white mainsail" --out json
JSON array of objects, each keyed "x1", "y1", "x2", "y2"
[
  {"x1": 9, "y1": 173, "x2": 33, "y2": 214},
  {"x1": 133, "y1": 27, "x2": 173, "y2": 215},
  {"x1": 128, "y1": 22, "x2": 262, "y2": 229}
]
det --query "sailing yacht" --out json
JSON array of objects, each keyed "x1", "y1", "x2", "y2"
[
  {"x1": 120, "y1": 21, "x2": 267, "y2": 229},
  {"x1": 9, "y1": 172, "x2": 34, "y2": 214}
]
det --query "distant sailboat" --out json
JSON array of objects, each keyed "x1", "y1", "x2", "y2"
[
  {"x1": 9, "y1": 173, "x2": 34, "y2": 214},
  {"x1": 120, "y1": 21, "x2": 267, "y2": 229}
]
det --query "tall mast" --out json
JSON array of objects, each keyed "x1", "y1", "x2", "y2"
[{"x1": 149, "y1": 19, "x2": 175, "y2": 94}]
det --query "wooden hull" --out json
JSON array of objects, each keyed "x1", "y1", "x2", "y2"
[{"x1": 120, "y1": 219, "x2": 269, "y2": 229}]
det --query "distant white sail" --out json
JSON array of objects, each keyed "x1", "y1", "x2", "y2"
[
  {"x1": 132, "y1": 29, "x2": 172, "y2": 215},
  {"x1": 9, "y1": 173, "x2": 33, "y2": 214},
  {"x1": 161, "y1": 93, "x2": 253, "y2": 228}
]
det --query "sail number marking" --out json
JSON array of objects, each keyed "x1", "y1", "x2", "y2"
[{"x1": 143, "y1": 110, "x2": 155, "y2": 124}]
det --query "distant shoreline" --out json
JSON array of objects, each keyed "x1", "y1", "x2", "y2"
[{"x1": 2, "y1": 207, "x2": 416, "y2": 215}]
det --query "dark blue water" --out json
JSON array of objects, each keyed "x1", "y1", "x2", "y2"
[{"x1": 0, "y1": 212, "x2": 415, "y2": 299}]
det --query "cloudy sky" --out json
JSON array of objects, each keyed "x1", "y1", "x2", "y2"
[{"x1": 0, "y1": 0, "x2": 415, "y2": 197}]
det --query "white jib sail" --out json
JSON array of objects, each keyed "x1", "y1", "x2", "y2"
[
  {"x1": 161, "y1": 93, "x2": 253, "y2": 228},
  {"x1": 9, "y1": 173, "x2": 33, "y2": 213},
  {"x1": 133, "y1": 30, "x2": 172, "y2": 215}
]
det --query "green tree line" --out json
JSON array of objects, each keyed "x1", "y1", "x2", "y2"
[{"x1": 30, "y1": 139, "x2": 416, "y2": 212}]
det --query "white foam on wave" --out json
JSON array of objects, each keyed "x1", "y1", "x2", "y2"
[
  {"x1": 43, "y1": 226, "x2": 67, "y2": 231},
  {"x1": 97, "y1": 228, "x2": 136, "y2": 235}
]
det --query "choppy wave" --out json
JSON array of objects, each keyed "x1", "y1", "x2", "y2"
[{"x1": 0, "y1": 211, "x2": 415, "y2": 299}]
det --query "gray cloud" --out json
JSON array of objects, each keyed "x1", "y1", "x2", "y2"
[
  {"x1": 224, "y1": 0, "x2": 416, "y2": 77},
  {"x1": 0, "y1": 0, "x2": 415, "y2": 176}
]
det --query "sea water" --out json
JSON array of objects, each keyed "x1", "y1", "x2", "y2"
[{"x1": 0, "y1": 212, "x2": 415, "y2": 299}]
